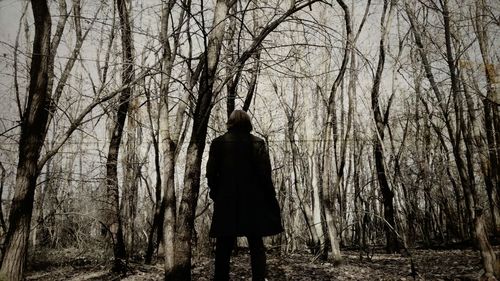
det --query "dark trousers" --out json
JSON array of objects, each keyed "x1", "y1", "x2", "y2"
[{"x1": 214, "y1": 236, "x2": 266, "y2": 281}]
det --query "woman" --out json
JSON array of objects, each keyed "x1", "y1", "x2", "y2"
[{"x1": 206, "y1": 110, "x2": 283, "y2": 281}]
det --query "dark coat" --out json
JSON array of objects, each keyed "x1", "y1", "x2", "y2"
[{"x1": 206, "y1": 130, "x2": 283, "y2": 237}]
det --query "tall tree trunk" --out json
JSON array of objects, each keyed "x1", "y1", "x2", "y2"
[
  {"x1": 319, "y1": 0, "x2": 352, "y2": 263},
  {"x1": 311, "y1": 151, "x2": 325, "y2": 254},
  {"x1": 159, "y1": 0, "x2": 178, "y2": 272},
  {"x1": 122, "y1": 96, "x2": 140, "y2": 257},
  {"x1": 0, "y1": 1, "x2": 51, "y2": 280},
  {"x1": 144, "y1": 0, "x2": 183, "y2": 265},
  {"x1": 474, "y1": 0, "x2": 500, "y2": 235},
  {"x1": 105, "y1": 0, "x2": 134, "y2": 271},
  {"x1": 168, "y1": 1, "x2": 231, "y2": 279},
  {"x1": 156, "y1": 0, "x2": 193, "y2": 274},
  {"x1": 33, "y1": 0, "x2": 84, "y2": 250},
  {"x1": 370, "y1": 0, "x2": 398, "y2": 254},
  {"x1": 349, "y1": 0, "x2": 370, "y2": 250},
  {"x1": 144, "y1": 81, "x2": 163, "y2": 264}
]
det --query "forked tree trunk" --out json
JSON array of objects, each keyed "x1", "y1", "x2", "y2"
[
  {"x1": 167, "y1": 1, "x2": 230, "y2": 280},
  {"x1": 156, "y1": 0, "x2": 193, "y2": 273},
  {"x1": 348, "y1": 0, "x2": 370, "y2": 250},
  {"x1": 318, "y1": 0, "x2": 352, "y2": 263},
  {"x1": 370, "y1": 0, "x2": 399, "y2": 254},
  {"x1": 144, "y1": 0, "x2": 179, "y2": 264},
  {"x1": 104, "y1": 0, "x2": 134, "y2": 271},
  {"x1": 0, "y1": 1, "x2": 51, "y2": 280}
]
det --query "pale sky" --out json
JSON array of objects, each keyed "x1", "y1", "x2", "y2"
[
  {"x1": 0, "y1": 0, "x2": 26, "y2": 126},
  {"x1": 0, "y1": 0, "x2": 24, "y2": 42}
]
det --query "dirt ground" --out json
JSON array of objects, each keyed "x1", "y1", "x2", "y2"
[{"x1": 25, "y1": 247, "x2": 493, "y2": 280}]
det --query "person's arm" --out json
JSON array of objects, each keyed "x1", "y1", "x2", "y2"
[{"x1": 206, "y1": 140, "x2": 220, "y2": 200}]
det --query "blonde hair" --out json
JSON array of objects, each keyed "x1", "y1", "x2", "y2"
[{"x1": 227, "y1": 110, "x2": 253, "y2": 133}]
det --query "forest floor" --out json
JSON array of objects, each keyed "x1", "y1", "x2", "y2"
[{"x1": 25, "y1": 246, "x2": 496, "y2": 281}]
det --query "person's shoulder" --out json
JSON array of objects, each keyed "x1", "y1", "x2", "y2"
[
  {"x1": 249, "y1": 134, "x2": 265, "y2": 144},
  {"x1": 213, "y1": 134, "x2": 225, "y2": 141},
  {"x1": 210, "y1": 133, "x2": 226, "y2": 145}
]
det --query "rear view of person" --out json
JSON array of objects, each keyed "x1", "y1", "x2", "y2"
[{"x1": 207, "y1": 110, "x2": 284, "y2": 281}]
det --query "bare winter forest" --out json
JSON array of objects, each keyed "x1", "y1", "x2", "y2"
[{"x1": 0, "y1": 0, "x2": 499, "y2": 280}]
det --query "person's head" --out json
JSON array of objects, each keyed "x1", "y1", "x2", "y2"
[{"x1": 227, "y1": 110, "x2": 253, "y2": 133}]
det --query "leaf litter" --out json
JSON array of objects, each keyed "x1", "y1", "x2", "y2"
[{"x1": 26, "y1": 247, "x2": 495, "y2": 280}]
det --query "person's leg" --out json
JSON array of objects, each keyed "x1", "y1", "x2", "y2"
[
  {"x1": 247, "y1": 236, "x2": 266, "y2": 281},
  {"x1": 214, "y1": 236, "x2": 236, "y2": 281}
]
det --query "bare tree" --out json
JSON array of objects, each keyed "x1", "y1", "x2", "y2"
[
  {"x1": 319, "y1": 0, "x2": 352, "y2": 263},
  {"x1": 104, "y1": 0, "x2": 135, "y2": 272},
  {"x1": 169, "y1": 1, "x2": 233, "y2": 278},
  {"x1": 157, "y1": 0, "x2": 191, "y2": 275},
  {"x1": 405, "y1": 0, "x2": 499, "y2": 277},
  {"x1": 0, "y1": 1, "x2": 52, "y2": 280},
  {"x1": 171, "y1": 1, "x2": 323, "y2": 279},
  {"x1": 473, "y1": 0, "x2": 500, "y2": 236},
  {"x1": 1, "y1": 0, "x2": 499, "y2": 279},
  {"x1": 370, "y1": 0, "x2": 399, "y2": 254}
]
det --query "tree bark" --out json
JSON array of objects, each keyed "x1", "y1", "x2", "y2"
[
  {"x1": 311, "y1": 151, "x2": 325, "y2": 254},
  {"x1": 104, "y1": 0, "x2": 134, "y2": 271},
  {"x1": 0, "y1": 1, "x2": 51, "y2": 280},
  {"x1": 168, "y1": 0, "x2": 231, "y2": 279},
  {"x1": 318, "y1": 0, "x2": 352, "y2": 263},
  {"x1": 122, "y1": 96, "x2": 140, "y2": 257},
  {"x1": 144, "y1": 82, "x2": 163, "y2": 264},
  {"x1": 370, "y1": 0, "x2": 398, "y2": 254},
  {"x1": 474, "y1": 209, "x2": 500, "y2": 279},
  {"x1": 159, "y1": 0, "x2": 177, "y2": 272},
  {"x1": 474, "y1": 0, "x2": 500, "y2": 235}
]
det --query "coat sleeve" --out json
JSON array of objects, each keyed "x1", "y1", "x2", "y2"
[
  {"x1": 206, "y1": 140, "x2": 219, "y2": 200},
  {"x1": 256, "y1": 140, "x2": 276, "y2": 197}
]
